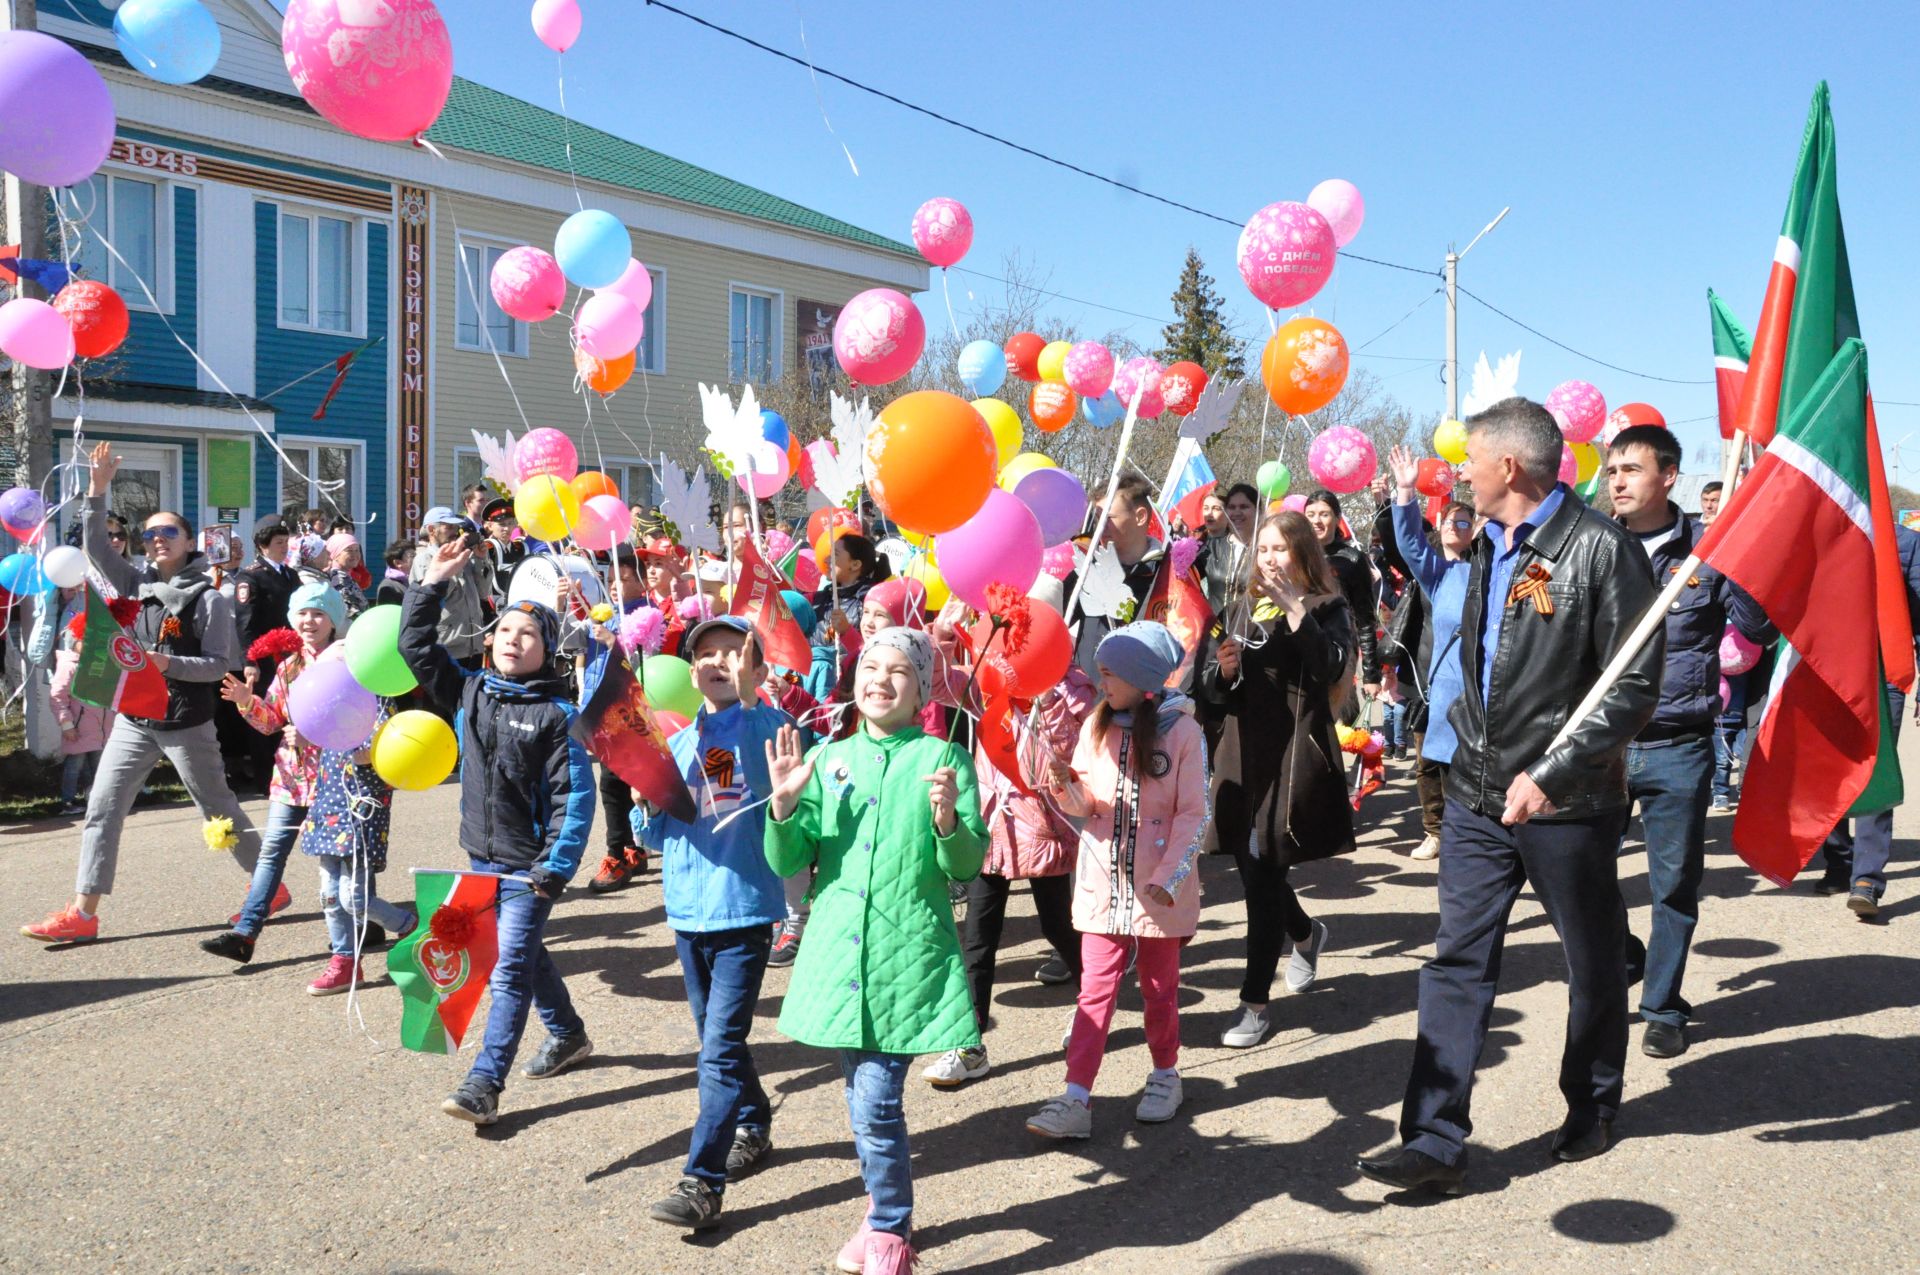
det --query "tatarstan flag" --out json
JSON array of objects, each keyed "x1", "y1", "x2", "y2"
[
  {"x1": 68, "y1": 583, "x2": 167, "y2": 719},
  {"x1": 389, "y1": 870, "x2": 500, "y2": 1054},
  {"x1": 1708, "y1": 288, "x2": 1751, "y2": 441}
]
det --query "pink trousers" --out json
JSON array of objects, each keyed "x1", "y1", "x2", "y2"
[{"x1": 1064, "y1": 932, "x2": 1183, "y2": 1092}]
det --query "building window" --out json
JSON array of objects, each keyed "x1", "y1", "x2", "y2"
[
  {"x1": 278, "y1": 441, "x2": 362, "y2": 529},
  {"x1": 72, "y1": 173, "x2": 167, "y2": 308},
  {"x1": 278, "y1": 210, "x2": 358, "y2": 334},
  {"x1": 729, "y1": 286, "x2": 778, "y2": 384},
  {"x1": 455, "y1": 241, "x2": 527, "y2": 356},
  {"x1": 580, "y1": 461, "x2": 655, "y2": 514},
  {"x1": 635, "y1": 267, "x2": 666, "y2": 374}
]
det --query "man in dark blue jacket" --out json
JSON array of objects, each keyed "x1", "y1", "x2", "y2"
[{"x1": 1605, "y1": 426, "x2": 1774, "y2": 1059}]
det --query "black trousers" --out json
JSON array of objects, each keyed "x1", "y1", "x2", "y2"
[
  {"x1": 1232, "y1": 841, "x2": 1314, "y2": 1004},
  {"x1": 959, "y1": 872, "x2": 1078, "y2": 1031},
  {"x1": 599, "y1": 762, "x2": 636, "y2": 853},
  {"x1": 1399, "y1": 798, "x2": 1630, "y2": 1166}
]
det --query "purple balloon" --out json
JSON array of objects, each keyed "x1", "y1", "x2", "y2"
[
  {"x1": 0, "y1": 486, "x2": 46, "y2": 534},
  {"x1": 1012, "y1": 467, "x2": 1089, "y2": 548},
  {"x1": 287, "y1": 659, "x2": 379, "y2": 752},
  {"x1": 0, "y1": 32, "x2": 116, "y2": 188}
]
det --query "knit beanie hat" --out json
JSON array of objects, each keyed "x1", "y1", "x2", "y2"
[
  {"x1": 287, "y1": 580, "x2": 347, "y2": 636},
  {"x1": 863, "y1": 626, "x2": 934, "y2": 707},
  {"x1": 498, "y1": 598, "x2": 563, "y2": 671},
  {"x1": 865, "y1": 578, "x2": 927, "y2": 628},
  {"x1": 1095, "y1": 621, "x2": 1183, "y2": 695},
  {"x1": 781, "y1": 589, "x2": 818, "y2": 638},
  {"x1": 325, "y1": 531, "x2": 359, "y2": 561}
]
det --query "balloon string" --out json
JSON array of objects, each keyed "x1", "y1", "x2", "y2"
[
  {"x1": 440, "y1": 191, "x2": 535, "y2": 435},
  {"x1": 554, "y1": 52, "x2": 588, "y2": 212},
  {"x1": 940, "y1": 269, "x2": 960, "y2": 342},
  {"x1": 791, "y1": 1, "x2": 860, "y2": 177}
]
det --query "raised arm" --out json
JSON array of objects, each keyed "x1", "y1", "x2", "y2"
[
  {"x1": 80, "y1": 441, "x2": 140, "y2": 598},
  {"x1": 400, "y1": 542, "x2": 479, "y2": 710}
]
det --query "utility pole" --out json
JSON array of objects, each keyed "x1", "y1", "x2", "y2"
[
  {"x1": 4, "y1": 0, "x2": 54, "y2": 494},
  {"x1": 1444, "y1": 205, "x2": 1510, "y2": 424}
]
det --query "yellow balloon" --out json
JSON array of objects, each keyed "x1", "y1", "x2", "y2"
[
  {"x1": 1036, "y1": 340, "x2": 1072, "y2": 383},
  {"x1": 997, "y1": 451, "x2": 1058, "y2": 491},
  {"x1": 1572, "y1": 441, "x2": 1600, "y2": 483},
  {"x1": 973, "y1": 397, "x2": 1024, "y2": 469},
  {"x1": 1434, "y1": 418, "x2": 1468, "y2": 465},
  {"x1": 370, "y1": 710, "x2": 459, "y2": 792},
  {"x1": 515, "y1": 474, "x2": 581, "y2": 541},
  {"x1": 901, "y1": 553, "x2": 950, "y2": 610}
]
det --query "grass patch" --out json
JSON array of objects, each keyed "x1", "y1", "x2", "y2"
[{"x1": 0, "y1": 711, "x2": 189, "y2": 821}]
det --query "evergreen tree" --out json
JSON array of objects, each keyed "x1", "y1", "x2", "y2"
[{"x1": 1159, "y1": 248, "x2": 1245, "y2": 378}]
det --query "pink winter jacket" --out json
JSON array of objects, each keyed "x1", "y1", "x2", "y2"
[
  {"x1": 1058, "y1": 701, "x2": 1208, "y2": 939},
  {"x1": 48, "y1": 648, "x2": 113, "y2": 755},
  {"x1": 978, "y1": 670, "x2": 1095, "y2": 879}
]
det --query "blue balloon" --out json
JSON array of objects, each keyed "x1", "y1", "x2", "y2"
[
  {"x1": 759, "y1": 409, "x2": 790, "y2": 452},
  {"x1": 956, "y1": 339, "x2": 1006, "y2": 397},
  {"x1": 1083, "y1": 390, "x2": 1124, "y2": 429},
  {"x1": 114, "y1": 0, "x2": 222, "y2": 86},
  {"x1": 554, "y1": 210, "x2": 632, "y2": 289},
  {"x1": 0, "y1": 551, "x2": 45, "y2": 595}
]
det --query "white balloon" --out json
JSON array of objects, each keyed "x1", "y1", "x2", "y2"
[{"x1": 42, "y1": 544, "x2": 87, "y2": 589}]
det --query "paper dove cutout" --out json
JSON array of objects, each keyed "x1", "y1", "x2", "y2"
[
  {"x1": 1176, "y1": 377, "x2": 1245, "y2": 443},
  {"x1": 1073, "y1": 542, "x2": 1131, "y2": 620},
  {"x1": 1459, "y1": 350, "x2": 1522, "y2": 419},
  {"x1": 471, "y1": 429, "x2": 520, "y2": 494},
  {"x1": 698, "y1": 381, "x2": 765, "y2": 480},
  {"x1": 656, "y1": 455, "x2": 720, "y2": 558},
  {"x1": 828, "y1": 390, "x2": 875, "y2": 501}
]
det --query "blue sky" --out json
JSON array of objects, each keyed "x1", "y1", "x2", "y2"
[{"x1": 441, "y1": 1, "x2": 1920, "y2": 484}]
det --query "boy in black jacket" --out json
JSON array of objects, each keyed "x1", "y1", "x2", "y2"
[{"x1": 401, "y1": 540, "x2": 596, "y2": 1126}]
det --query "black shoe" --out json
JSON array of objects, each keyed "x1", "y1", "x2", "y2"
[
  {"x1": 1624, "y1": 932, "x2": 1647, "y2": 987},
  {"x1": 521, "y1": 1031, "x2": 593, "y2": 1079},
  {"x1": 359, "y1": 922, "x2": 388, "y2": 951},
  {"x1": 648, "y1": 1177, "x2": 723, "y2": 1230},
  {"x1": 199, "y1": 929, "x2": 256, "y2": 965},
  {"x1": 1551, "y1": 1118, "x2": 1614, "y2": 1163},
  {"x1": 1848, "y1": 883, "x2": 1881, "y2": 918},
  {"x1": 725, "y1": 1126, "x2": 773, "y2": 1178},
  {"x1": 1641, "y1": 1021, "x2": 1688, "y2": 1059},
  {"x1": 442, "y1": 1076, "x2": 500, "y2": 1125},
  {"x1": 1035, "y1": 955, "x2": 1075, "y2": 986},
  {"x1": 1814, "y1": 872, "x2": 1851, "y2": 896},
  {"x1": 767, "y1": 921, "x2": 801, "y2": 968},
  {"x1": 1354, "y1": 1146, "x2": 1465, "y2": 1196}
]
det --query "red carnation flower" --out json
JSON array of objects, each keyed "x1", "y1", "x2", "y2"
[
  {"x1": 428, "y1": 902, "x2": 480, "y2": 948},
  {"x1": 246, "y1": 627, "x2": 304, "y2": 662},
  {"x1": 107, "y1": 597, "x2": 140, "y2": 627}
]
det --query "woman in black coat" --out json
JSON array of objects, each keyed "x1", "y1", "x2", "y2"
[
  {"x1": 1204, "y1": 510, "x2": 1357, "y2": 1050},
  {"x1": 1303, "y1": 489, "x2": 1380, "y2": 704}
]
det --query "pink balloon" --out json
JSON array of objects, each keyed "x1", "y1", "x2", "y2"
[
  {"x1": 1237, "y1": 201, "x2": 1336, "y2": 310},
  {"x1": 0, "y1": 298, "x2": 73, "y2": 370},
  {"x1": 1307, "y1": 179, "x2": 1366, "y2": 248},
  {"x1": 530, "y1": 0, "x2": 581, "y2": 52},
  {"x1": 735, "y1": 441, "x2": 790, "y2": 500},
  {"x1": 489, "y1": 246, "x2": 566, "y2": 322},
  {"x1": 1718, "y1": 676, "x2": 1731, "y2": 711},
  {"x1": 833, "y1": 288, "x2": 926, "y2": 386},
  {"x1": 910, "y1": 197, "x2": 973, "y2": 268},
  {"x1": 1558, "y1": 444, "x2": 1578, "y2": 485},
  {"x1": 935, "y1": 488, "x2": 1043, "y2": 610},
  {"x1": 1280, "y1": 493, "x2": 1309, "y2": 513},
  {"x1": 1040, "y1": 542, "x2": 1076, "y2": 580},
  {"x1": 595, "y1": 258, "x2": 653, "y2": 314},
  {"x1": 1307, "y1": 426, "x2": 1378, "y2": 495},
  {"x1": 1062, "y1": 341, "x2": 1114, "y2": 400},
  {"x1": 574, "y1": 292, "x2": 644, "y2": 359},
  {"x1": 1720, "y1": 625, "x2": 1761, "y2": 675},
  {"x1": 1111, "y1": 357, "x2": 1166, "y2": 419},
  {"x1": 1547, "y1": 380, "x2": 1608, "y2": 443},
  {"x1": 516, "y1": 428, "x2": 578, "y2": 484},
  {"x1": 576, "y1": 494, "x2": 631, "y2": 552},
  {"x1": 281, "y1": 0, "x2": 453, "y2": 143}
]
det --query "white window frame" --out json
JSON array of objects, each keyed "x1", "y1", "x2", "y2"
[
  {"x1": 107, "y1": 442, "x2": 183, "y2": 559},
  {"x1": 276, "y1": 435, "x2": 367, "y2": 529},
  {"x1": 73, "y1": 168, "x2": 176, "y2": 314},
  {"x1": 578, "y1": 456, "x2": 654, "y2": 511},
  {"x1": 728, "y1": 282, "x2": 783, "y2": 385},
  {"x1": 273, "y1": 200, "x2": 368, "y2": 337},
  {"x1": 453, "y1": 233, "x2": 530, "y2": 359}
]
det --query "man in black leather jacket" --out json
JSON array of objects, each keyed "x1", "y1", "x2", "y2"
[{"x1": 1358, "y1": 397, "x2": 1663, "y2": 1195}]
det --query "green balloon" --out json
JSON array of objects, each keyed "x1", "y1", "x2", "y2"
[
  {"x1": 1257, "y1": 460, "x2": 1291, "y2": 500},
  {"x1": 640, "y1": 654, "x2": 703, "y2": 718},
  {"x1": 344, "y1": 605, "x2": 419, "y2": 696}
]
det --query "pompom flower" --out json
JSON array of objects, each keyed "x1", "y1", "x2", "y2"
[
  {"x1": 619, "y1": 605, "x2": 667, "y2": 657},
  {"x1": 1170, "y1": 535, "x2": 1202, "y2": 578},
  {"x1": 589, "y1": 602, "x2": 614, "y2": 624},
  {"x1": 202, "y1": 816, "x2": 238, "y2": 852},
  {"x1": 108, "y1": 597, "x2": 140, "y2": 627},
  {"x1": 677, "y1": 593, "x2": 714, "y2": 624}
]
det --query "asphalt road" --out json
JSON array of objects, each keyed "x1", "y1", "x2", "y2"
[{"x1": 2, "y1": 740, "x2": 1915, "y2": 1274}]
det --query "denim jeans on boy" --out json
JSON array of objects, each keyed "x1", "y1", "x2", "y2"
[
  {"x1": 1625, "y1": 735, "x2": 1714, "y2": 1028},
  {"x1": 1819, "y1": 686, "x2": 1905, "y2": 897},
  {"x1": 1382, "y1": 700, "x2": 1408, "y2": 750},
  {"x1": 59, "y1": 751, "x2": 99, "y2": 804},
  {"x1": 1710, "y1": 716, "x2": 1744, "y2": 805},
  {"x1": 837, "y1": 1051, "x2": 914, "y2": 1237},
  {"x1": 233, "y1": 802, "x2": 307, "y2": 937},
  {"x1": 471, "y1": 855, "x2": 584, "y2": 1088},
  {"x1": 675, "y1": 925, "x2": 773, "y2": 1191},
  {"x1": 315, "y1": 853, "x2": 413, "y2": 957}
]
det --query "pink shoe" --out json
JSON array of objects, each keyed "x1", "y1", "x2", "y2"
[
  {"x1": 863, "y1": 1231, "x2": 918, "y2": 1275},
  {"x1": 306, "y1": 954, "x2": 361, "y2": 996},
  {"x1": 836, "y1": 1222, "x2": 876, "y2": 1274}
]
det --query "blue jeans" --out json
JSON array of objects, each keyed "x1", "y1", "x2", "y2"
[
  {"x1": 675, "y1": 926, "x2": 773, "y2": 1190},
  {"x1": 1625, "y1": 736, "x2": 1714, "y2": 1027},
  {"x1": 234, "y1": 801, "x2": 306, "y2": 938},
  {"x1": 471, "y1": 856, "x2": 583, "y2": 1088},
  {"x1": 1820, "y1": 686, "x2": 1906, "y2": 896},
  {"x1": 837, "y1": 1051, "x2": 914, "y2": 1236},
  {"x1": 315, "y1": 854, "x2": 413, "y2": 957},
  {"x1": 1710, "y1": 718, "x2": 1744, "y2": 805},
  {"x1": 1382, "y1": 700, "x2": 1408, "y2": 749}
]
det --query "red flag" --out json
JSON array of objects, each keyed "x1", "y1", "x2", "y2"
[
  {"x1": 1142, "y1": 556, "x2": 1214, "y2": 689},
  {"x1": 730, "y1": 536, "x2": 813, "y2": 673},
  {"x1": 573, "y1": 653, "x2": 698, "y2": 823},
  {"x1": 311, "y1": 335, "x2": 383, "y2": 421}
]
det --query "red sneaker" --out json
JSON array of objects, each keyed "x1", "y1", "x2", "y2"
[
  {"x1": 588, "y1": 851, "x2": 634, "y2": 894},
  {"x1": 20, "y1": 906, "x2": 99, "y2": 944},
  {"x1": 229, "y1": 882, "x2": 292, "y2": 927},
  {"x1": 306, "y1": 954, "x2": 361, "y2": 996}
]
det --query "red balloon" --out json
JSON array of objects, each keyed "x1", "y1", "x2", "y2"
[
  {"x1": 1160, "y1": 361, "x2": 1209, "y2": 417},
  {"x1": 969, "y1": 602, "x2": 1069, "y2": 699},
  {"x1": 806, "y1": 504, "x2": 860, "y2": 545},
  {"x1": 1615, "y1": 402, "x2": 1666, "y2": 428},
  {"x1": 1414, "y1": 458, "x2": 1456, "y2": 499},
  {"x1": 52, "y1": 280, "x2": 129, "y2": 360},
  {"x1": 1005, "y1": 331, "x2": 1045, "y2": 383}
]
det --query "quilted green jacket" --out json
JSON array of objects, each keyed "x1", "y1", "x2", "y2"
[{"x1": 765, "y1": 722, "x2": 988, "y2": 1054}]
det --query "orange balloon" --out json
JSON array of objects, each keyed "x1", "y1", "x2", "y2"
[
  {"x1": 864, "y1": 390, "x2": 997, "y2": 534},
  {"x1": 1261, "y1": 317, "x2": 1349, "y2": 415},
  {"x1": 571, "y1": 470, "x2": 621, "y2": 503},
  {"x1": 1029, "y1": 381, "x2": 1078, "y2": 433},
  {"x1": 575, "y1": 346, "x2": 635, "y2": 395}
]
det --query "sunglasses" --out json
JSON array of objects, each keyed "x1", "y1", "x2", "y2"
[
  {"x1": 140, "y1": 526, "x2": 183, "y2": 543},
  {"x1": 106, "y1": 530, "x2": 128, "y2": 541},
  {"x1": 1448, "y1": 518, "x2": 1474, "y2": 532}
]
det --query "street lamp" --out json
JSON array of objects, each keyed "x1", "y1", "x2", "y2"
[{"x1": 1445, "y1": 206, "x2": 1510, "y2": 424}]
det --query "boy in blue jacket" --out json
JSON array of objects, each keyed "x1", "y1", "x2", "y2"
[
  {"x1": 401, "y1": 540, "x2": 596, "y2": 1127},
  {"x1": 634, "y1": 615, "x2": 793, "y2": 1230}
]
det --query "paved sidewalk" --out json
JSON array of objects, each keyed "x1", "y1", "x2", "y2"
[{"x1": 2, "y1": 744, "x2": 1914, "y2": 1273}]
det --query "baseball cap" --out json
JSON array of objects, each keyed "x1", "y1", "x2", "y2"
[
  {"x1": 683, "y1": 614, "x2": 753, "y2": 658},
  {"x1": 423, "y1": 505, "x2": 465, "y2": 527}
]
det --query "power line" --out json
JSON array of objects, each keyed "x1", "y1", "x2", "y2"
[
  {"x1": 1455, "y1": 285, "x2": 1711, "y2": 386},
  {"x1": 948, "y1": 265, "x2": 1175, "y2": 327}
]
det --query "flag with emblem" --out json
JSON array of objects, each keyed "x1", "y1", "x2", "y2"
[
  {"x1": 69, "y1": 583, "x2": 167, "y2": 719},
  {"x1": 730, "y1": 535, "x2": 814, "y2": 673},
  {"x1": 389, "y1": 870, "x2": 500, "y2": 1054},
  {"x1": 1142, "y1": 550, "x2": 1214, "y2": 689},
  {"x1": 1709, "y1": 289, "x2": 1752, "y2": 441}
]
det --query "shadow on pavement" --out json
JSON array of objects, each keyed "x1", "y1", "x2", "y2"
[
  {"x1": 0, "y1": 974, "x2": 202, "y2": 1024},
  {"x1": 1550, "y1": 1197, "x2": 1677, "y2": 1243},
  {"x1": 1625, "y1": 1032, "x2": 1920, "y2": 1141}
]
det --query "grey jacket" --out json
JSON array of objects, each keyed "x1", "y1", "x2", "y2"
[{"x1": 409, "y1": 543, "x2": 493, "y2": 660}]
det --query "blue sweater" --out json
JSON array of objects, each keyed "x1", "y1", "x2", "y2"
[{"x1": 1392, "y1": 500, "x2": 1472, "y2": 766}]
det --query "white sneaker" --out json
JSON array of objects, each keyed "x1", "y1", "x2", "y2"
[
  {"x1": 921, "y1": 1045, "x2": 990, "y2": 1088},
  {"x1": 1061, "y1": 1010, "x2": 1076, "y2": 1050},
  {"x1": 1412, "y1": 835, "x2": 1440, "y2": 861},
  {"x1": 1135, "y1": 1072, "x2": 1183, "y2": 1123},
  {"x1": 1026, "y1": 1096, "x2": 1092, "y2": 1139},
  {"x1": 1220, "y1": 1002, "x2": 1271, "y2": 1048},
  {"x1": 1285, "y1": 919, "x2": 1329, "y2": 993}
]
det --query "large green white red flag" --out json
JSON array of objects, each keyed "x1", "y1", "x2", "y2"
[
  {"x1": 68, "y1": 583, "x2": 167, "y2": 719},
  {"x1": 389, "y1": 870, "x2": 499, "y2": 1054},
  {"x1": 1708, "y1": 289, "x2": 1751, "y2": 442}
]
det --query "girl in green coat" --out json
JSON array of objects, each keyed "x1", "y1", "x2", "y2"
[{"x1": 766, "y1": 626, "x2": 986, "y2": 1275}]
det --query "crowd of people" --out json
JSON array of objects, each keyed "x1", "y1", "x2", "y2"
[{"x1": 14, "y1": 397, "x2": 1917, "y2": 1272}]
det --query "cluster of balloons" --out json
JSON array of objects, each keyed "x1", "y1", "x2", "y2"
[
  {"x1": 274, "y1": 608, "x2": 458, "y2": 791},
  {"x1": 503, "y1": 427, "x2": 633, "y2": 546},
  {"x1": 1235, "y1": 180, "x2": 1362, "y2": 314},
  {"x1": 282, "y1": 0, "x2": 453, "y2": 144},
  {"x1": 0, "y1": 277, "x2": 131, "y2": 371},
  {"x1": 486, "y1": 223, "x2": 654, "y2": 386},
  {"x1": 957, "y1": 335, "x2": 1210, "y2": 436}
]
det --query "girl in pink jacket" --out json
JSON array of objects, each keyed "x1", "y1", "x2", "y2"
[
  {"x1": 1027, "y1": 622, "x2": 1207, "y2": 1140},
  {"x1": 49, "y1": 588, "x2": 113, "y2": 814}
]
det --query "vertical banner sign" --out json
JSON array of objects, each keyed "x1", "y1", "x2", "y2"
[
  {"x1": 797, "y1": 298, "x2": 844, "y2": 393},
  {"x1": 397, "y1": 187, "x2": 431, "y2": 536}
]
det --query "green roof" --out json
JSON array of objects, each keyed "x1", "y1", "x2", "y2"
[{"x1": 427, "y1": 78, "x2": 917, "y2": 260}]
